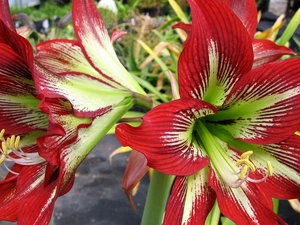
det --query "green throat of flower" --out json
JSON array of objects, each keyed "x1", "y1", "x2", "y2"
[{"x1": 194, "y1": 120, "x2": 273, "y2": 188}]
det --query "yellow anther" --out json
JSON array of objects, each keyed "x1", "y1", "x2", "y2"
[
  {"x1": 0, "y1": 129, "x2": 5, "y2": 140},
  {"x1": 10, "y1": 135, "x2": 15, "y2": 149},
  {"x1": 267, "y1": 161, "x2": 273, "y2": 176},
  {"x1": 236, "y1": 159, "x2": 256, "y2": 172},
  {"x1": 238, "y1": 165, "x2": 249, "y2": 180},
  {"x1": 0, "y1": 142, "x2": 8, "y2": 164},
  {"x1": 15, "y1": 136, "x2": 20, "y2": 149},
  {"x1": 240, "y1": 151, "x2": 253, "y2": 159}
]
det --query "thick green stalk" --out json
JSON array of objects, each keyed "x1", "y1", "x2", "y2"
[{"x1": 141, "y1": 170, "x2": 173, "y2": 225}]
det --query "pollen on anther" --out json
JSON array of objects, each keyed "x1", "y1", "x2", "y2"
[
  {"x1": 0, "y1": 129, "x2": 5, "y2": 140},
  {"x1": 267, "y1": 161, "x2": 273, "y2": 176},
  {"x1": 240, "y1": 151, "x2": 253, "y2": 159},
  {"x1": 15, "y1": 136, "x2": 20, "y2": 149},
  {"x1": 10, "y1": 135, "x2": 16, "y2": 149}
]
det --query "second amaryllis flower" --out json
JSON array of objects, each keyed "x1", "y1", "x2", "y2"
[{"x1": 116, "y1": 0, "x2": 300, "y2": 224}]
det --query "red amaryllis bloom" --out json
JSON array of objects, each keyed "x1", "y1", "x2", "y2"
[
  {"x1": 0, "y1": 1, "x2": 93, "y2": 224},
  {"x1": 116, "y1": 0, "x2": 300, "y2": 224},
  {"x1": 33, "y1": 0, "x2": 149, "y2": 186}
]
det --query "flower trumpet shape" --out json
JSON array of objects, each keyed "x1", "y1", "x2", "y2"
[
  {"x1": 33, "y1": 0, "x2": 150, "y2": 168},
  {"x1": 116, "y1": 0, "x2": 300, "y2": 224}
]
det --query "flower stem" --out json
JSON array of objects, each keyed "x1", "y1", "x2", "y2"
[{"x1": 141, "y1": 170, "x2": 173, "y2": 225}]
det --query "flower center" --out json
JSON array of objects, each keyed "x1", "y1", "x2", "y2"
[
  {"x1": 194, "y1": 122, "x2": 273, "y2": 189},
  {"x1": 0, "y1": 129, "x2": 46, "y2": 174}
]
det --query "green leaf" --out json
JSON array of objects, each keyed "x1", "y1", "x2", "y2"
[
  {"x1": 205, "y1": 201, "x2": 221, "y2": 225},
  {"x1": 277, "y1": 8, "x2": 300, "y2": 45},
  {"x1": 168, "y1": 0, "x2": 189, "y2": 23}
]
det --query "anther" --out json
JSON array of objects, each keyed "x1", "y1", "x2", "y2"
[
  {"x1": 0, "y1": 129, "x2": 5, "y2": 140},
  {"x1": 267, "y1": 161, "x2": 273, "y2": 176},
  {"x1": 240, "y1": 151, "x2": 253, "y2": 159},
  {"x1": 238, "y1": 165, "x2": 249, "y2": 180},
  {"x1": 15, "y1": 136, "x2": 20, "y2": 149},
  {"x1": 10, "y1": 135, "x2": 15, "y2": 149},
  {"x1": 236, "y1": 159, "x2": 256, "y2": 172},
  {"x1": 0, "y1": 142, "x2": 8, "y2": 164}
]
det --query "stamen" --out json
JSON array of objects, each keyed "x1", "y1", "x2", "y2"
[
  {"x1": 227, "y1": 151, "x2": 274, "y2": 188},
  {"x1": 0, "y1": 129, "x2": 46, "y2": 170},
  {"x1": 238, "y1": 164, "x2": 250, "y2": 180},
  {"x1": 236, "y1": 159, "x2": 256, "y2": 172}
]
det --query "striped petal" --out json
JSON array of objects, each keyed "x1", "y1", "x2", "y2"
[
  {"x1": 72, "y1": 0, "x2": 144, "y2": 93},
  {"x1": 37, "y1": 98, "x2": 92, "y2": 166},
  {"x1": 209, "y1": 169, "x2": 287, "y2": 225},
  {"x1": 251, "y1": 134, "x2": 300, "y2": 199},
  {"x1": 252, "y1": 39, "x2": 295, "y2": 69},
  {"x1": 0, "y1": 46, "x2": 48, "y2": 134},
  {"x1": 34, "y1": 61, "x2": 133, "y2": 118},
  {"x1": 0, "y1": 19, "x2": 34, "y2": 70},
  {"x1": 116, "y1": 99, "x2": 217, "y2": 176},
  {"x1": 222, "y1": 0, "x2": 257, "y2": 37},
  {"x1": 35, "y1": 40, "x2": 123, "y2": 89},
  {"x1": 209, "y1": 58, "x2": 300, "y2": 144},
  {"x1": 178, "y1": 0, "x2": 253, "y2": 106},
  {"x1": 0, "y1": 163, "x2": 54, "y2": 225},
  {"x1": 163, "y1": 166, "x2": 216, "y2": 225},
  {"x1": 0, "y1": 0, "x2": 15, "y2": 31},
  {"x1": 57, "y1": 100, "x2": 133, "y2": 192}
]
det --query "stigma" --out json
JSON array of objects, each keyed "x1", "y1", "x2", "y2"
[
  {"x1": 0, "y1": 129, "x2": 46, "y2": 172},
  {"x1": 229, "y1": 151, "x2": 273, "y2": 188}
]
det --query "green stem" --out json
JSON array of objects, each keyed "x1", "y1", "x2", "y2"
[
  {"x1": 141, "y1": 170, "x2": 173, "y2": 225},
  {"x1": 272, "y1": 198, "x2": 279, "y2": 214},
  {"x1": 49, "y1": 213, "x2": 55, "y2": 225}
]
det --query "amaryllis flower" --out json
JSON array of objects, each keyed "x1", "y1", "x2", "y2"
[
  {"x1": 31, "y1": 0, "x2": 152, "y2": 203},
  {"x1": 116, "y1": 0, "x2": 300, "y2": 224},
  {"x1": 0, "y1": 0, "x2": 134, "y2": 223}
]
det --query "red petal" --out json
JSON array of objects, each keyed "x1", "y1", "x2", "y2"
[
  {"x1": 252, "y1": 39, "x2": 295, "y2": 68},
  {"x1": 0, "y1": 0, "x2": 15, "y2": 31},
  {"x1": 178, "y1": 0, "x2": 253, "y2": 106},
  {"x1": 172, "y1": 22, "x2": 191, "y2": 35},
  {"x1": 0, "y1": 163, "x2": 56, "y2": 225},
  {"x1": 164, "y1": 167, "x2": 216, "y2": 225},
  {"x1": 116, "y1": 98, "x2": 217, "y2": 176},
  {"x1": 110, "y1": 29, "x2": 127, "y2": 43},
  {"x1": 122, "y1": 150, "x2": 149, "y2": 210},
  {"x1": 219, "y1": 58, "x2": 300, "y2": 144},
  {"x1": 209, "y1": 169, "x2": 287, "y2": 225},
  {"x1": 0, "y1": 19, "x2": 34, "y2": 70},
  {"x1": 0, "y1": 175, "x2": 18, "y2": 221},
  {"x1": 262, "y1": 134, "x2": 300, "y2": 199},
  {"x1": 0, "y1": 45, "x2": 47, "y2": 134},
  {"x1": 72, "y1": 0, "x2": 142, "y2": 93},
  {"x1": 222, "y1": 0, "x2": 257, "y2": 37}
]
